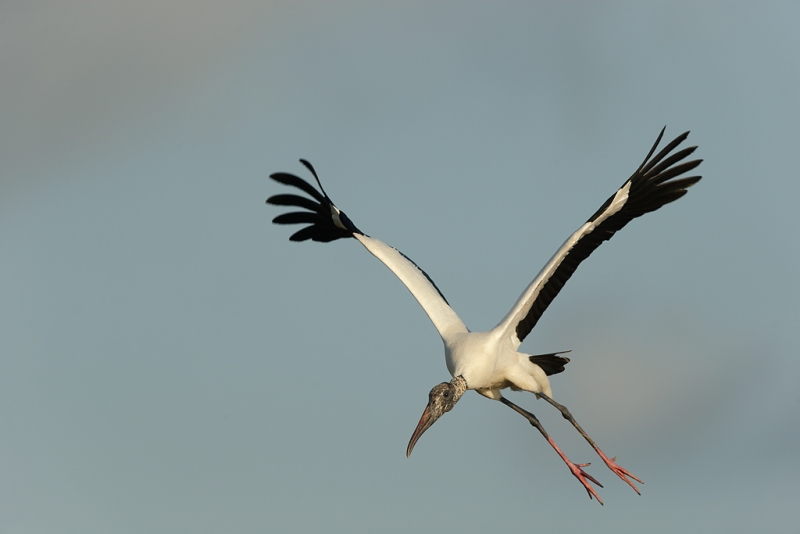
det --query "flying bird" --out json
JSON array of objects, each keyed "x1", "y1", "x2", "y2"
[{"x1": 266, "y1": 128, "x2": 701, "y2": 504}]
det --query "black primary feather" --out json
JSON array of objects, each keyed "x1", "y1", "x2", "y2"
[{"x1": 266, "y1": 160, "x2": 362, "y2": 243}]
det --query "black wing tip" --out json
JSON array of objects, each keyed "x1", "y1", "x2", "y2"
[
  {"x1": 299, "y1": 158, "x2": 331, "y2": 199},
  {"x1": 668, "y1": 129, "x2": 691, "y2": 144},
  {"x1": 265, "y1": 194, "x2": 287, "y2": 205},
  {"x1": 638, "y1": 127, "x2": 702, "y2": 183},
  {"x1": 269, "y1": 171, "x2": 304, "y2": 183},
  {"x1": 299, "y1": 159, "x2": 319, "y2": 180},
  {"x1": 641, "y1": 129, "x2": 694, "y2": 173},
  {"x1": 640, "y1": 126, "x2": 670, "y2": 168},
  {"x1": 267, "y1": 160, "x2": 359, "y2": 243}
]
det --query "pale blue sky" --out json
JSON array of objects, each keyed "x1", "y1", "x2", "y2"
[{"x1": 1, "y1": 2, "x2": 799, "y2": 532}]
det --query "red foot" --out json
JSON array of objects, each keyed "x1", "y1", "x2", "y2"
[
  {"x1": 546, "y1": 437, "x2": 604, "y2": 505},
  {"x1": 566, "y1": 460, "x2": 604, "y2": 505},
  {"x1": 597, "y1": 451, "x2": 642, "y2": 495}
]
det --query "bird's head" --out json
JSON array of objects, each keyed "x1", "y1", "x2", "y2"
[{"x1": 406, "y1": 376, "x2": 467, "y2": 457}]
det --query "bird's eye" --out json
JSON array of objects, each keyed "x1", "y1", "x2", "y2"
[{"x1": 443, "y1": 391, "x2": 450, "y2": 398}]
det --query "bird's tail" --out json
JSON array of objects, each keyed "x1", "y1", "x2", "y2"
[{"x1": 529, "y1": 351, "x2": 571, "y2": 376}]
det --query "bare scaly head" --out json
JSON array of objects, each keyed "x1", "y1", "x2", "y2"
[{"x1": 406, "y1": 376, "x2": 467, "y2": 457}]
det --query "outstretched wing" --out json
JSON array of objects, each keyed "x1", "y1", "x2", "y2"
[
  {"x1": 493, "y1": 128, "x2": 702, "y2": 348},
  {"x1": 267, "y1": 161, "x2": 468, "y2": 340}
]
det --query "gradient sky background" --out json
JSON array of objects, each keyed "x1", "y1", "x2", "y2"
[{"x1": 1, "y1": 2, "x2": 799, "y2": 532}]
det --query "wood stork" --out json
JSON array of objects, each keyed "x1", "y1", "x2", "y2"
[{"x1": 266, "y1": 128, "x2": 701, "y2": 504}]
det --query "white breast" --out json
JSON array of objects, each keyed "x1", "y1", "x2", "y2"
[{"x1": 444, "y1": 331, "x2": 516, "y2": 389}]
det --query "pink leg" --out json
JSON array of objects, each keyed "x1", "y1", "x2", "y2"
[
  {"x1": 539, "y1": 393, "x2": 642, "y2": 494},
  {"x1": 499, "y1": 397, "x2": 604, "y2": 504},
  {"x1": 595, "y1": 450, "x2": 643, "y2": 494}
]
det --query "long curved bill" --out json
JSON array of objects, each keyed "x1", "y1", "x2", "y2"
[{"x1": 406, "y1": 403, "x2": 436, "y2": 458}]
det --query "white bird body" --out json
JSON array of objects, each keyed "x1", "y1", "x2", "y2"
[
  {"x1": 356, "y1": 232, "x2": 552, "y2": 399},
  {"x1": 267, "y1": 128, "x2": 702, "y2": 504},
  {"x1": 446, "y1": 331, "x2": 552, "y2": 400}
]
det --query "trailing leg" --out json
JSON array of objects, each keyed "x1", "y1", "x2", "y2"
[
  {"x1": 539, "y1": 393, "x2": 642, "y2": 494},
  {"x1": 499, "y1": 396, "x2": 604, "y2": 504}
]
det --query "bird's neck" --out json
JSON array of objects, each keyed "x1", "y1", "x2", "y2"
[{"x1": 451, "y1": 375, "x2": 467, "y2": 402}]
